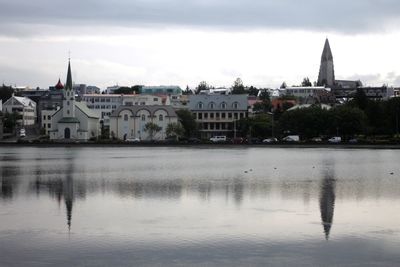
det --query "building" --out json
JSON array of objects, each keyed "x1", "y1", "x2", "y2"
[
  {"x1": 81, "y1": 94, "x2": 168, "y2": 126},
  {"x1": 334, "y1": 86, "x2": 394, "y2": 100},
  {"x1": 140, "y1": 85, "x2": 182, "y2": 95},
  {"x1": 41, "y1": 109, "x2": 58, "y2": 135},
  {"x1": 188, "y1": 94, "x2": 248, "y2": 139},
  {"x1": 317, "y1": 38, "x2": 335, "y2": 87},
  {"x1": 2, "y1": 95, "x2": 36, "y2": 126},
  {"x1": 49, "y1": 60, "x2": 99, "y2": 141},
  {"x1": 284, "y1": 86, "x2": 331, "y2": 99},
  {"x1": 109, "y1": 105, "x2": 178, "y2": 140}
]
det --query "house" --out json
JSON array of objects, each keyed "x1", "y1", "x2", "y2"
[
  {"x1": 188, "y1": 94, "x2": 248, "y2": 139},
  {"x1": 109, "y1": 105, "x2": 178, "y2": 140},
  {"x1": 48, "y1": 60, "x2": 99, "y2": 141},
  {"x1": 2, "y1": 95, "x2": 36, "y2": 126}
]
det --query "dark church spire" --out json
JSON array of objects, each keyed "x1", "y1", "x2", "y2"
[
  {"x1": 317, "y1": 38, "x2": 335, "y2": 87},
  {"x1": 65, "y1": 59, "x2": 73, "y2": 91}
]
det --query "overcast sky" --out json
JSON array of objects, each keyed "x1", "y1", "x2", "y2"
[{"x1": 1, "y1": 0, "x2": 400, "y2": 89}]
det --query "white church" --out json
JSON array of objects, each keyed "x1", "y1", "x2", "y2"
[{"x1": 49, "y1": 60, "x2": 99, "y2": 141}]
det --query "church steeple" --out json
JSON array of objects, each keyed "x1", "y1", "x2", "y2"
[
  {"x1": 65, "y1": 59, "x2": 73, "y2": 91},
  {"x1": 317, "y1": 38, "x2": 335, "y2": 87}
]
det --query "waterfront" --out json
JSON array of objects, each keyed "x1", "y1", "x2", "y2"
[{"x1": 1, "y1": 146, "x2": 400, "y2": 266}]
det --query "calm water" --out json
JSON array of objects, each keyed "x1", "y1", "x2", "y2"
[{"x1": 0, "y1": 146, "x2": 400, "y2": 266}]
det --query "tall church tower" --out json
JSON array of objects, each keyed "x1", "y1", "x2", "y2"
[
  {"x1": 317, "y1": 38, "x2": 335, "y2": 87},
  {"x1": 62, "y1": 59, "x2": 76, "y2": 117}
]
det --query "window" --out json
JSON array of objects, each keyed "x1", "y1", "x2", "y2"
[
  {"x1": 124, "y1": 114, "x2": 129, "y2": 121},
  {"x1": 234, "y1": 113, "x2": 238, "y2": 119},
  {"x1": 228, "y1": 113, "x2": 232, "y2": 119},
  {"x1": 43, "y1": 124, "x2": 46, "y2": 128},
  {"x1": 43, "y1": 115, "x2": 46, "y2": 121},
  {"x1": 159, "y1": 114, "x2": 163, "y2": 121},
  {"x1": 210, "y1": 123, "x2": 214, "y2": 130},
  {"x1": 204, "y1": 113, "x2": 208, "y2": 119},
  {"x1": 209, "y1": 102, "x2": 215, "y2": 109},
  {"x1": 216, "y1": 123, "x2": 220, "y2": 130},
  {"x1": 222, "y1": 113, "x2": 226, "y2": 119},
  {"x1": 47, "y1": 115, "x2": 51, "y2": 120},
  {"x1": 233, "y1": 102, "x2": 239, "y2": 109},
  {"x1": 210, "y1": 113, "x2": 214, "y2": 119},
  {"x1": 140, "y1": 102, "x2": 145, "y2": 105},
  {"x1": 198, "y1": 102, "x2": 204, "y2": 109},
  {"x1": 67, "y1": 110, "x2": 70, "y2": 115},
  {"x1": 221, "y1": 102, "x2": 227, "y2": 109},
  {"x1": 67, "y1": 101, "x2": 70, "y2": 106},
  {"x1": 198, "y1": 113, "x2": 203, "y2": 120},
  {"x1": 216, "y1": 113, "x2": 220, "y2": 119},
  {"x1": 153, "y1": 98, "x2": 158, "y2": 101},
  {"x1": 141, "y1": 114, "x2": 145, "y2": 121},
  {"x1": 47, "y1": 123, "x2": 51, "y2": 128},
  {"x1": 126, "y1": 102, "x2": 133, "y2": 106}
]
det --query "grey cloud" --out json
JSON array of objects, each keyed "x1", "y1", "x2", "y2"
[{"x1": 0, "y1": 0, "x2": 399, "y2": 36}]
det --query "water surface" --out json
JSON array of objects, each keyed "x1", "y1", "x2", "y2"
[{"x1": 1, "y1": 146, "x2": 400, "y2": 266}]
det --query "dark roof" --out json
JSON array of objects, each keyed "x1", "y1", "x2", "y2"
[
  {"x1": 55, "y1": 79, "x2": 64, "y2": 90},
  {"x1": 65, "y1": 60, "x2": 73, "y2": 91},
  {"x1": 321, "y1": 38, "x2": 333, "y2": 61},
  {"x1": 110, "y1": 105, "x2": 177, "y2": 117}
]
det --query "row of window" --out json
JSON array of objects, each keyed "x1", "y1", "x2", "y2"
[
  {"x1": 43, "y1": 115, "x2": 52, "y2": 121},
  {"x1": 197, "y1": 102, "x2": 240, "y2": 110},
  {"x1": 193, "y1": 112, "x2": 245, "y2": 120},
  {"x1": 84, "y1": 98, "x2": 120, "y2": 103},
  {"x1": 201, "y1": 122, "x2": 234, "y2": 131},
  {"x1": 43, "y1": 123, "x2": 51, "y2": 129},
  {"x1": 123, "y1": 114, "x2": 165, "y2": 121},
  {"x1": 87, "y1": 105, "x2": 118, "y2": 109}
]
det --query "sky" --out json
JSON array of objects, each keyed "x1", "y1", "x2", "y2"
[{"x1": 1, "y1": 0, "x2": 400, "y2": 90}]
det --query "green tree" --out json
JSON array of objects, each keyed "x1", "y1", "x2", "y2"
[
  {"x1": 301, "y1": 77, "x2": 312, "y2": 87},
  {"x1": 332, "y1": 106, "x2": 367, "y2": 138},
  {"x1": 238, "y1": 114, "x2": 273, "y2": 138},
  {"x1": 231, "y1": 78, "x2": 246, "y2": 94},
  {"x1": 0, "y1": 85, "x2": 14, "y2": 103},
  {"x1": 176, "y1": 109, "x2": 198, "y2": 138},
  {"x1": 280, "y1": 82, "x2": 287, "y2": 89},
  {"x1": 247, "y1": 86, "x2": 259, "y2": 96},
  {"x1": 196, "y1": 81, "x2": 210, "y2": 94},
  {"x1": 113, "y1": 85, "x2": 143, "y2": 94},
  {"x1": 2, "y1": 112, "x2": 21, "y2": 133},
  {"x1": 166, "y1": 122, "x2": 185, "y2": 140},
  {"x1": 144, "y1": 122, "x2": 162, "y2": 141}
]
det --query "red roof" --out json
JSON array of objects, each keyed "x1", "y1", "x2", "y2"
[{"x1": 55, "y1": 78, "x2": 64, "y2": 90}]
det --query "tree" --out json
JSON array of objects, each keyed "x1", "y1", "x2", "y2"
[
  {"x1": 196, "y1": 81, "x2": 210, "y2": 94},
  {"x1": 113, "y1": 85, "x2": 143, "y2": 94},
  {"x1": 144, "y1": 122, "x2": 162, "y2": 141},
  {"x1": 176, "y1": 109, "x2": 198, "y2": 138},
  {"x1": 280, "y1": 82, "x2": 287, "y2": 89},
  {"x1": 350, "y1": 88, "x2": 369, "y2": 111},
  {"x1": 238, "y1": 114, "x2": 273, "y2": 138},
  {"x1": 247, "y1": 86, "x2": 259, "y2": 96},
  {"x1": 183, "y1": 85, "x2": 192, "y2": 95},
  {"x1": 301, "y1": 77, "x2": 312, "y2": 87},
  {"x1": 332, "y1": 106, "x2": 367, "y2": 138},
  {"x1": 0, "y1": 84, "x2": 14, "y2": 103},
  {"x1": 166, "y1": 122, "x2": 185, "y2": 140},
  {"x1": 232, "y1": 78, "x2": 246, "y2": 94},
  {"x1": 253, "y1": 91, "x2": 271, "y2": 114}
]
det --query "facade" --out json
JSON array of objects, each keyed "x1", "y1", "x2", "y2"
[
  {"x1": 285, "y1": 86, "x2": 331, "y2": 99},
  {"x1": 81, "y1": 94, "x2": 167, "y2": 126},
  {"x1": 188, "y1": 95, "x2": 248, "y2": 139},
  {"x1": 2, "y1": 95, "x2": 36, "y2": 126},
  {"x1": 49, "y1": 60, "x2": 99, "y2": 141},
  {"x1": 41, "y1": 109, "x2": 58, "y2": 135},
  {"x1": 109, "y1": 105, "x2": 178, "y2": 140},
  {"x1": 317, "y1": 38, "x2": 335, "y2": 87},
  {"x1": 334, "y1": 86, "x2": 395, "y2": 100},
  {"x1": 140, "y1": 85, "x2": 182, "y2": 95}
]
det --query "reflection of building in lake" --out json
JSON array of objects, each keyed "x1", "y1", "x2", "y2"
[
  {"x1": 319, "y1": 171, "x2": 336, "y2": 240},
  {"x1": 0, "y1": 166, "x2": 20, "y2": 200}
]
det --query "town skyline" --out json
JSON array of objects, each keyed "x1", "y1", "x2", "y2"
[{"x1": 1, "y1": 1, "x2": 400, "y2": 89}]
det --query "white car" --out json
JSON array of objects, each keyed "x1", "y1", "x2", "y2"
[
  {"x1": 19, "y1": 129, "x2": 26, "y2": 138},
  {"x1": 328, "y1": 136, "x2": 341, "y2": 143},
  {"x1": 282, "y1": 135, "x2": 300, "y2": 142},
  {"x1": 210, "y1": 136, "x2": 227, "y2": 142},
  {"x1": 262, "y1": 138, "x2": 277, "y2": 143}
]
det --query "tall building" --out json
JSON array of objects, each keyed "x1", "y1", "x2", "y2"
[{"x1": 317, "y1": 38, "x2": 335, "y2": 87}]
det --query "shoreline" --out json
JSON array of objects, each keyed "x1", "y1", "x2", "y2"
[{"x1": 1, "y1": 141, "x2": 400, "y2": 149}]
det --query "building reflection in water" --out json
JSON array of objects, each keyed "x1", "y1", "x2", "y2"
[
  {"x1": 319, "y1": 167, "x2": 336, "y2": 240},
  {"x1": 0, "y1": 156, "x2": 20, "y2": 200}
]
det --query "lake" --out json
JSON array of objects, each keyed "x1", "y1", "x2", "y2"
[{"x1": 0, "y1": 146, "x2": 400, "y2": 266}]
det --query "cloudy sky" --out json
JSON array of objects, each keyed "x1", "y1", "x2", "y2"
[{"x1": 1, "y1": 0, "x2": 400, "y2": 89}]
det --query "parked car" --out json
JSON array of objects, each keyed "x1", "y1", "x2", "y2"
[
  {"x1": 328, "y1": 136, "x2": 342, "y2": 143},
  {"x1": 311, "y1": 137, "x2": 322, "y2": 142},
  {"x1": 188, "y1": 137, "x2": 201, "y2": 144},
  {"x1": 125, "y1": 138, "x2": 140, "y2": 143},
  {"x1": 210, "y1": 136, "x2": 227, "y2": 143},
  {"x1": 282, "y1": 135, "x2": 300, "y2": 142},
  {"x1": 349, "y1": 138, "x2": 358, "y2": 143},
  {"x1": 232, "y1": 137, "x2": 244, "y2": 144},
  {"x1": 262, "y1": 138, "x2": 278, "y2": 143},
  {"x1": 246, "y1": 137, "x2": 261, "y2": 144}
]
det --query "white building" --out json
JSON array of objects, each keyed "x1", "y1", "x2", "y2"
[
  {"x1": 81, "y1": 94, "x2": 168, "y2": 126},
  {"x1": 109, "y1": 105, "x2": 178, "y2": 141},
  {"x1": 2, "y1": 95, "x2": 37, "y2": 126},
  {"x1": 285, "y1": 86, "x2": 330, "y2": 99},
  {"x1": 41, "y1": 109, "x2": 58, "y2": 135},
  {"x1": 49, "y1": 60, "x2": 99, "y2": 141}
]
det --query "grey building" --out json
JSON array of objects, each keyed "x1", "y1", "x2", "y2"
[{"x1": 188, "y1": 95, "x2": 248, "y2": 139}]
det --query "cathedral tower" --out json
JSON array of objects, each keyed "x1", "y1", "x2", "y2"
[{"x1": 317, "y1": 38, "x2": 335, "y2": 87}]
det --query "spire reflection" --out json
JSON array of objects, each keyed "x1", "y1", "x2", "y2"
[{"x1": 319, "y1": 169, "x2": 336, "y2": 240}]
